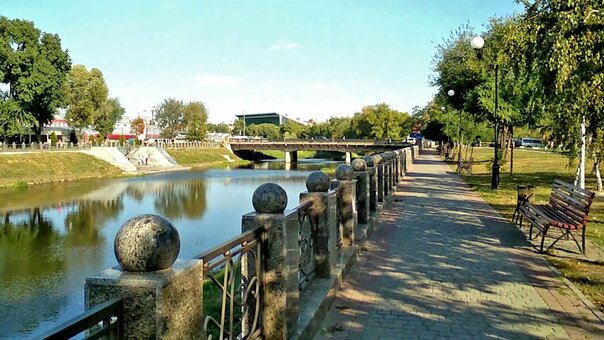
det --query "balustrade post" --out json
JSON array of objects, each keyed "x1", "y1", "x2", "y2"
[
  {"x1": 241, "y1": 183, "x2": 299, "y2": 339},
  {"x1": 330, "y1": 164, "x2": 357, "y2": 246},
  {"x1": 299, "y1": 172, "x2": 337, "y2": 277},
  {"x1": 374, "y1": 154, "x2": 385, "y2": 203},
  {"x1": 382, "y1": 153, "x2": 390, "y2": 197},
  {"x1": 351, "y1": 159, "x2": 370, "y2": 224},
  {"x1": 394, "y1": 150, "x2": 401, "y2": 182},
  {"x1": 85, "y1": 215, "x2": 204, "y2": 338},
  {"x1": 364, "y1": 156, "x2": 377, "y2": 212}
]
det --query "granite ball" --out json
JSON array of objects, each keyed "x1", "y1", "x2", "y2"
[
  {"x1": 351, "y1": 158, "x2": 367, "y2": 171},
  {"x1": 114, "y1": 214, "x2": 180, "y2": 272},
  {"x1": 335, "y1": 164, "x2": 354, "y2": 180},
  {"x1": 372, "y1": 154, "x2": 383, "y2": 165},
  {"x1": 306, "y1": 171, "x2": 330, "y2": 192},
  {"x1": 252, "y1": 183, "x2": 288, "y2": 213},
  {"x1": 363, "y1": 156, "x2": 375, "y2": 167}
]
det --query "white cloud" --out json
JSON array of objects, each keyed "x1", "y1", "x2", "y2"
[
  {"x1": 194, "y1": 74, "x2": 241, "y2": 87},
  {"x1": 268, "y1": 42, "x2": 300, "y2": 51}
]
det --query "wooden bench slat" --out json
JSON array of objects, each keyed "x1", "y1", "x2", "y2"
[
  {"x1": 517, "y1": 180, "x2": 594, "y2": 254},
  {"x1": 548, "y1": 198, "x2": 587, "y2": 224},
  {"x1": 553, "y1": 179, "x2": 595, "y2": 198},
  {"x1": 550, "y1": 190, "x2": 591, "y2": 212}
]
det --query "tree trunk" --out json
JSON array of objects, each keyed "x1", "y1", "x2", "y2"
[
  {"x1": 510, "y1": 126, "x2": 514, "y2": 176},
  {"x1": 595, "y1": 152, "x2": 603, "y2": 192},
  {"x1": 579, "y1": 116, "x2": 586, "y2": 189},
  {"x1": 501, "y1": 125, "x2": 508, "y2": 161}
]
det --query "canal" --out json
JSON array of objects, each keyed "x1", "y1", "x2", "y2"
[{"x1": 0, "y1": 160, "x2": 338, "y2": 338}]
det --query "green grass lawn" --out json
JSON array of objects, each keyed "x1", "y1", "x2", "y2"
[
  {"x1": 0, "y1": 152, "x2": 124, "y2": 188},
  {"x1": 166, "y1": 147, "x2": 246, "y2": 167},
  {"x1": 451, "y1": 147, "x2": 604, "y2": 311}
]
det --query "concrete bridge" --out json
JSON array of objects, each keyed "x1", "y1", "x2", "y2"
[{"x1": 228, "y1": 139, "x2": 412, "y2": 163}]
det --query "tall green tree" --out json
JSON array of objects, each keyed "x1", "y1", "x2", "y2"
[
  {"x1": 359, "y1": 103, "x2": 411, "y2": 140},
  {"x1": 0, "y1": 17, "x2": 71, "y2": 141},
  {"x1": 184, "y1": 101, "x2": 208, "y2": 140},
  {"x1": 519, "y1": 0, "x2": 604, "y2": 187},
  {"x1": 154, "y1": 98, "x2": 184, "y2": 138},
  {"x1": 94, "y1": 97, "x2": 125, "y2": 139},
  {"x1": 65, "y1": 65, "x2": 109, "y2": 134}
]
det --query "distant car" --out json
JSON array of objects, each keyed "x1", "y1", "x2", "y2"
[
  {"x1": 517, "y1": 137, "x2": 543, "y2": 149},
  {"x1": 406, "y1": 137, "x2": 416, "y2": 144}
]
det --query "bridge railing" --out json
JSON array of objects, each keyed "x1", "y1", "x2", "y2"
[
  {"x1": 45, "y1": 145, "x2": 419, "y2": 339},
  {"x1": 228, "y1": 137, "x2": 409, "y2": 144}
]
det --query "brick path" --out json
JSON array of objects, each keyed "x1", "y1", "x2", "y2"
[{"x1": 315, "y1": 152, "x2": 604, "y2": 339}]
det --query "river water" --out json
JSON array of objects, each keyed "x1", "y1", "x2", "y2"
[{"x1": 0, "y1": 160, "x2": 337, "y2": 338}]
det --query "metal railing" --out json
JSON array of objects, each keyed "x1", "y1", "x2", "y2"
[
  {"x1": 295, "y1": 201, "x2": 316, "y2": 291},
  {"x1": 195, "y1": 226, "x2": 264, "y2": 340},
  {"x1": 37, "y1": 297, "x2": 123, "y2": 339}
]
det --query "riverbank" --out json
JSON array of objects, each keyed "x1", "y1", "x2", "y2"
[{"x1": 0, "y1": 147, "x2": 247, "y2": 190}]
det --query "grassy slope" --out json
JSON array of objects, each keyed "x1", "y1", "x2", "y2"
[
  {"x1": 0, "y1": 152, "x2": 123, "y2": 188},
  {"x1": 451, "y1": 147, "x2": 604, "y2": 310},
  {"x1": 166, "y1": 147, "x2": 246, "y2": 167}
]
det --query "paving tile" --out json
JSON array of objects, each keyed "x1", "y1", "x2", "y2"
[{"x1": 314, "y1": 151, "x2": 604, "y2": 340}]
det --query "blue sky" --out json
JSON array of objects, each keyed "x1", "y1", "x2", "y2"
[{"x1": 2, "y1": 0, "x2": 521, "y2": 123}]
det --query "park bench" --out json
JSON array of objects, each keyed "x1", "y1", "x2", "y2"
[
  {"x1": 456, "y1": 157, "x2": 474, "y2": 174},
  {"x1": 516, "y1": 179, "x2": 595, "y2": 254},
  {"x1": 444, "y1": 150, "x2": 456, "y2": 162}
]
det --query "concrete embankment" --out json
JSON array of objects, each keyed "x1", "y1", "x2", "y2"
[
  {"x1": 81, "y1": 147, "x2": 137, "y2": 172},
  {"x1": 127, "y1": 147, "x2": 179, "y2": 167}
]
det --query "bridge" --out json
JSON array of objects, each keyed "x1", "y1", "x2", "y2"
[{"x1": 228, "y1": 139, "x2": 412, "y2": 163}]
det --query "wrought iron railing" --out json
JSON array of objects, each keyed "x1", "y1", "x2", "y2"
[
  {"x1": 37, "y1": 297, "x2": 123, "y2": 339},
  {"x1": 295, "y1": 201, "x2": 316, "y2": 291},
  {"x1": 195, "y1": 226, "x2": 264, "y2": 340}
]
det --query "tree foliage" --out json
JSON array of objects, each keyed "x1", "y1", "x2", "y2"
[
  {"x1": 95, "y1": 97, "x2": 125, "y2": 139},
  {"x1": 130, "y1": 117, "x2": 145, "y2": 136},
  {"x1": 154, "y1": 98, "x2": 185, "y2": 138},
  {"x1": 0, "y1": 17, "x2": 71, "y2": 140},
  {"x1": 184, "y1": 101, "x2": 208, "y2": 141},
  {"x1": 65, "y1": 65, "x2": 109, "y2": 133}
]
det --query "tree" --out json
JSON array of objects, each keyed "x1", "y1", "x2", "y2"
[
  {"x1": 359, "y1": 103, "x2": 411, "y2": 140},
  {"x1": 246, "y1": 123, "x2": 281, "y2": 139},
  {"x1": 183, "y1": 101, "x2": 208, "y2": 140},
  {"x1": 281, "y1": 120, "x2": 305, "y2": 139},
  {"x1": 65, "y1": 65, "x2": 109, "y2": 135},
  {"x1": 232, "y1": 118, "x2": 245, "y2": 136},
  {"x1": 519, "y1": 0, "x2": 604, "y2": 188},
  {"x1": 154, "y1": 98, "x2": 184, "y2": 138},
  {"x1": 0, "y1": 17, "x2": 71, "y2": 141},
  {"x1": 130, "y1": 117, "x2": 145, "y2": 136},
  {"x1": 208, "y1": 123, "x2": 231, "y2": 133},
  {"x1": 325, "y1": 117, "x2": 352, "y2": 139},
  {"x1": 94, "y1": 98, "x2": 125, "y2": 139}
]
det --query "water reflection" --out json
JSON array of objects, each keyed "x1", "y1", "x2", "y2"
[
  {"x1": 0, "y1": 210, "x2": 68, "y2": 336},
  {"x1": 154, "y1": 181, "x2": 207, "y2": 220},
  {"x1": 0, "y1": 160, "x2": 338, "y2": 337}
]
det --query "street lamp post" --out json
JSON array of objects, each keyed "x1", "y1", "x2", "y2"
[
  {"x1": 471, "y1": 36, "x2": 500, "y2": 189},
  {"x1": 446, "y1": 89, "x2": 457, "y2": 163}
]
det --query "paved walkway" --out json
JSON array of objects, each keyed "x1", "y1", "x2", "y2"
[{"x1": 315, "y1": 151, "x2": 604, "y2": 339}]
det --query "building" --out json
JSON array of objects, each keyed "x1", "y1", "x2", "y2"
[{"x1": 234, "y1": 112, "x2": 309, "y2": 126}]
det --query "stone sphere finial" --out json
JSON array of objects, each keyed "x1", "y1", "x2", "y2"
[
  {"x1": 306, "y1": 171, "x2": 330, "y2": 192},
  {"x1": 335, "y1": 164, "x2": 354, "y2": 180},
  {"x1": 351, "y1": 158, "x2": 367, "y2": 171},
  {"x1": 363, "y1": 156, "x2": 375, "y2": 167},
  {"x1": 252, "y1": 183, "x2": 288, "y2": 213},
  {"x1": 372, "y1": 154, "x2": 382, "y2": 165},
  {"x1": 114, "y1": 214, "x2": 180, "y2": 272}
]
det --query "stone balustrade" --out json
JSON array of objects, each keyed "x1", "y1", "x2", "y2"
[{"x1": 58, "y1": 146, "x2": 419, "y2": 339}]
